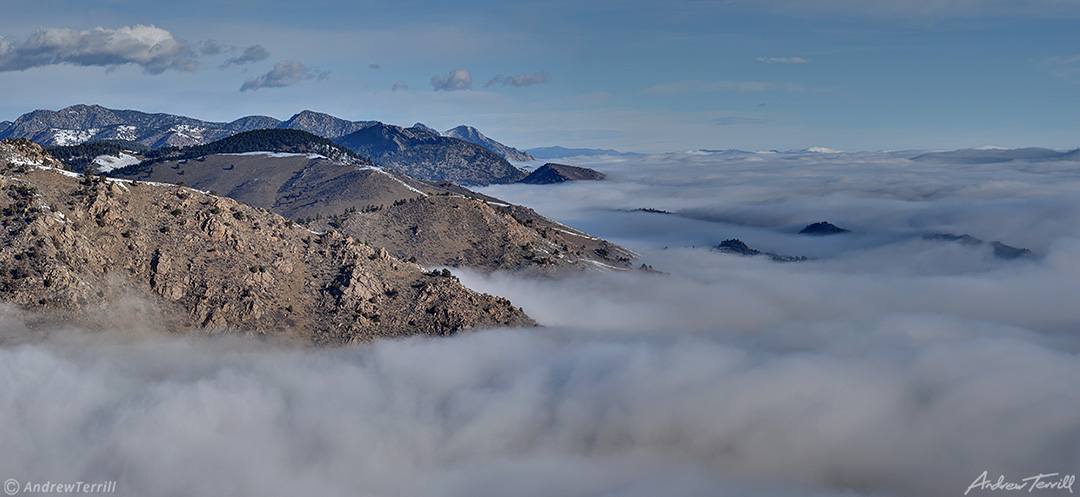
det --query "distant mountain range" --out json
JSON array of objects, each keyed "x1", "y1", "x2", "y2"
[
  {"x1": 911, "y1": 147, "x2": 1080, "y2": 164},
  {"x1": 525, "y1": 146, "x2": 640, "y2": 159},
  {"x1": 0, "y1": 105, "x2": 537, "y2": 185}
]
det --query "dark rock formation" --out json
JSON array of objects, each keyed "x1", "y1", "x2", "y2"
[
  {"x1": 715, "y1": 239, "x2": 808, "y2": 262},
  {"x1": 798, "y1": 221, "x2": 850, "y2": 236},
  {"x1": 516, "y1": 163, "x2": 606, "y2": 184}
]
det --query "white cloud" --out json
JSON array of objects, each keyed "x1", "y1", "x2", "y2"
[
  {"x1": 431, "y1": 69, "x2": 473, "y2": 91},
  {"x1": 0, "y1": 25, "x2": 196, "y2": 74},
  {"x1": 240, "y1": 60, "x2": 321, "y2": 91},
  {"x1": 756, "y1": 56, "x2": 809, "y2": 64}
]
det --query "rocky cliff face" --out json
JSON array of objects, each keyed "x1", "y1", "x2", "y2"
[{"x1": 0, "y1": 140, "x2": 534, "y2": 344}]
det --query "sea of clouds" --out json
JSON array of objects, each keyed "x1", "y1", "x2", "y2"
[{"x1": 2, "y1": 150, "x2": 1079, "y2": 496}]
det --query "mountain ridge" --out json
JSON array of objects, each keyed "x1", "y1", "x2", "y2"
[{"x1": 0, "y1": 139, "x2": 534, "y2": 343}]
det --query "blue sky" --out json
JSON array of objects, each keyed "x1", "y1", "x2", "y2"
[{"x1": 1, "y1": 0, "x2": 1079, "y2": 152}]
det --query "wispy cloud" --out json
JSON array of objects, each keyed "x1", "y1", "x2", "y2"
[
  {"x1": 431, "y1": 69, "x2": 473, "y2": 91},
  {"x1": 0, "y1": 25, "x2": 196, "y2": 74},
  {"x1": 756, "y1": 56, "x2": 809, "y2": 64},
  {"x1": 1042, "y1": 54, "x2": 1080, "y2": 78},
  {"x1": 484, "y1": 72, "x2": 550, "y2": 88},
  {"x1": 199, "y1": 39, "x2": 224, "y2": 56},
  {"x1": 220, "y1": 44, "x2": 269, "y2": 68},
  {"x1": 369, "y1": 63, "x2": 381, "y2": 69},
  {"x1": 240, "y1": 60, "x2": 325, "y2": 91},
  {"x1": 646, "y1": 79, "x2": 807, "y2": 95},
  {"x1": 391, "y1": 80, "x2": 408, "y2": 91},
  {"x1": 712, "y1": 116, "x2": 772, "y2": 126}
]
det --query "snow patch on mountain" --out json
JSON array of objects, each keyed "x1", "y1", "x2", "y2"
[
  {"x1": 51, "y1": 128, "x2": 99, "y2": 146},
  {"x1": 93, "y1": 152, "x2": 141, "y2": 172}
]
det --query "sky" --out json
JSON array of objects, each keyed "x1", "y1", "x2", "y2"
[{"x1": 1, "y1": 1, "x2": 1080, "y2": 152}]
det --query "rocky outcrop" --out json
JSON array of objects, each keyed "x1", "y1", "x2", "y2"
[
  {"x1": 798, "y1": 221, "x2": 850, "y2": 236},
  {"x1": 0, "y1": 140, "x2": 533, "y2": 344}
]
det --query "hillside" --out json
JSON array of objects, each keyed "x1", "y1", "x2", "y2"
[
  {"x1": 108, "y1": 132, "x2": 636, "y2": 271},
  {"x1": 311, "y1": 195, "x2": 637, "y2": 272},
  {"x1": 0, "y1": 139, "x2": 533, "y2": 343},
  {"x1": 336, "y1": 123, "x2": 528, "y2": 185}
]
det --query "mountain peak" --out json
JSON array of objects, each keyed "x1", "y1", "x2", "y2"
[
  {"x1": 279, "y1": 110, "x2": 374, "y2": 138},
  {"x1": 443, "y1": 125, "x2": 534, "y2": 162}
]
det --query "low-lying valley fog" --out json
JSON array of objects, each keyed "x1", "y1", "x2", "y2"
[{"x1": 4, "y1": 151, "x2": 1080, "y2": 496}]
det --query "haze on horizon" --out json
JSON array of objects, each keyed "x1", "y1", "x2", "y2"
[{"x1": 1, "y1": 0, "x2": 1079, "y2": 153}]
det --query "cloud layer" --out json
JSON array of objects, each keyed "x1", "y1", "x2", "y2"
[
  {"x1": 0, "y1": 25, "x2": 196, "y2": 74},
  {"x1": 4, "y1": 151, "x2": 1080, "y2": 496}
]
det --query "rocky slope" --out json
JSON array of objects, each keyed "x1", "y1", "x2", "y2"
[
  {"x1": 517, "y1": 163, "x2": 606, "y2": 184},
  {"x1": 444, "y1": 125, "x2": 534, "y2": 161},
  {"x1": 0, "y1": 139, "x2": 534, "y2": 344},
  {"x1": 312, "y1": 194, "x2": 638, "y2": 272},
  {"x1": 108, "y1": 131, "x2": 636, "y2": 272}
]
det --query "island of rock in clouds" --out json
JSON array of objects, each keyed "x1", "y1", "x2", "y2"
[{"x1": 0, "y1": 139, "x2": 534, "y2": 344}]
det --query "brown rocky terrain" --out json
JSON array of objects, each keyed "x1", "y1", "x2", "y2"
[
  {"x1": 109, "y1": 137, "x2": 637, "y2": 272},
  {"x1": 0, "y1": 139, "x2": 534, "y2": 344},
  {"x1": 316, "y1": 194, "x2": 637, "y2": 272}
]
